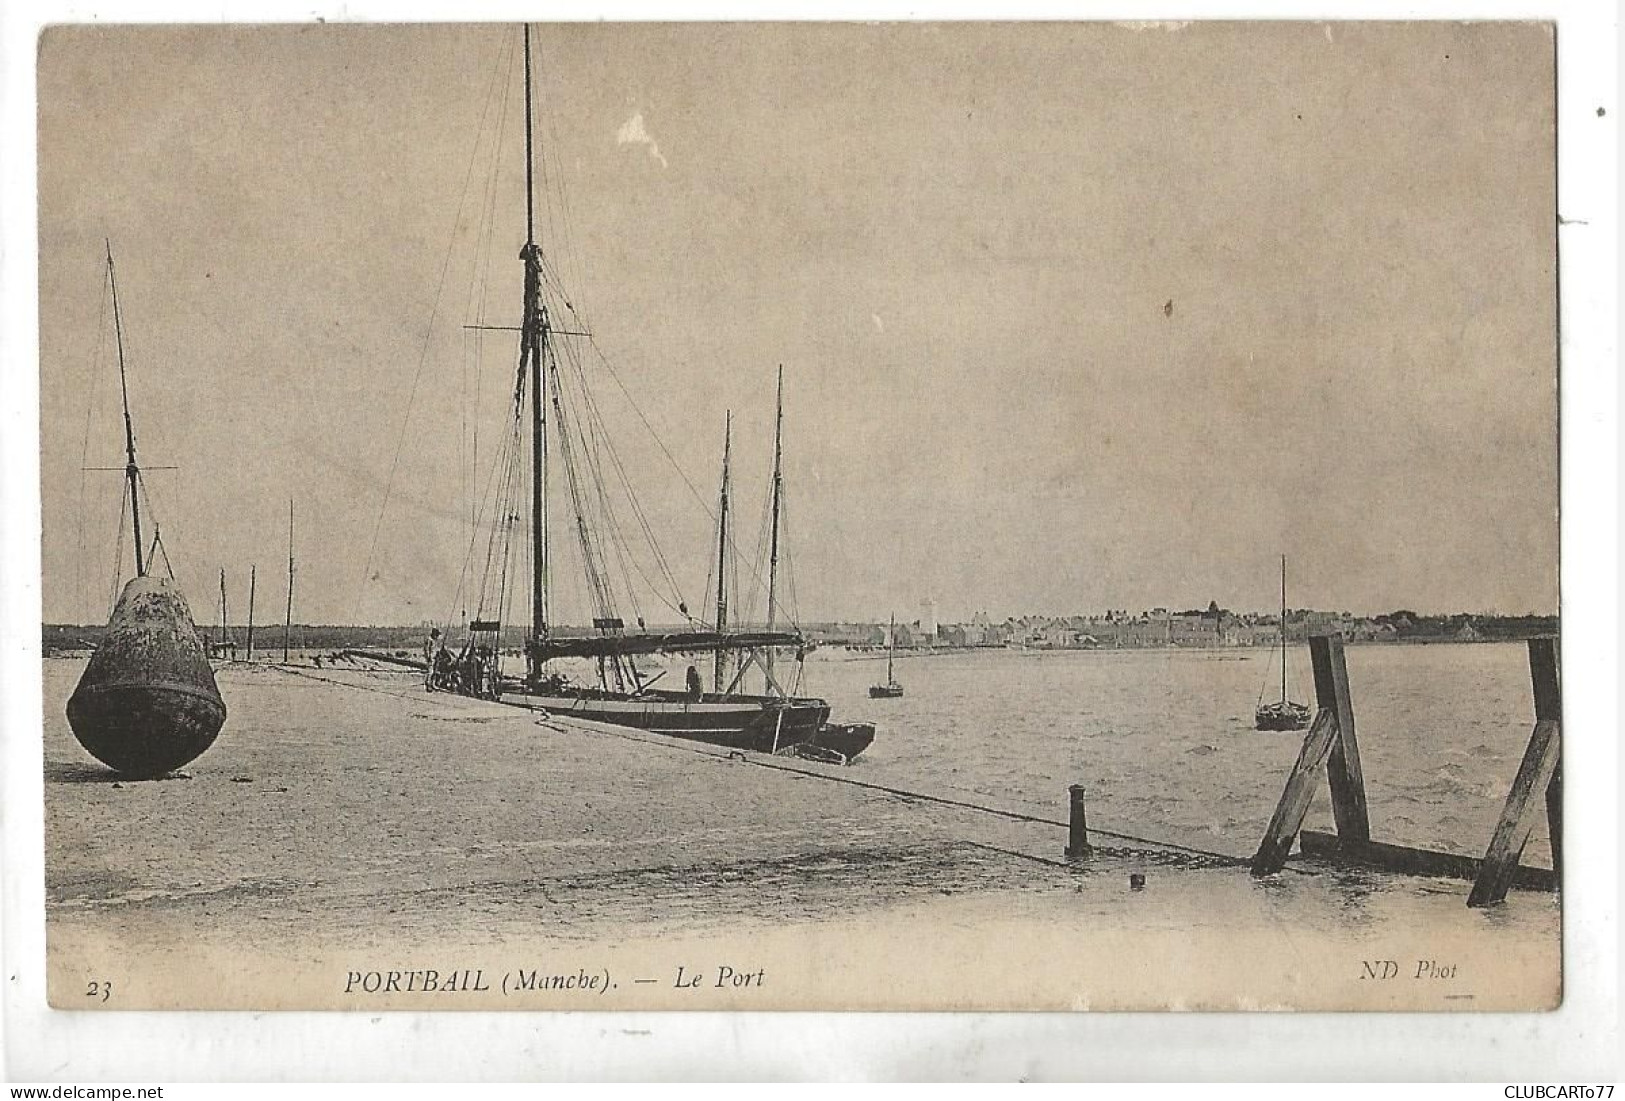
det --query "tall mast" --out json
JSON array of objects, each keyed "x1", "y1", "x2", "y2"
[
  {"x1": 765, "y1": 366, "x2": 784, "y2": 684},
  {"x1": 283, "y1": 498, "x2": 295, "y2": 662},
  {"x1": 246, "y1": 564, "x2": 257, "y2": 661},
  {"x1": 106, "y1": 241, "x2": 145, "y2": 577},
  {"x1": 887, "y1": 613, "x2": 895, "y2": 683},
  {"x1": 712, "y1": 410, "x2": 732, "y2": 692},
  {"x1": 1280, "y1": 554, "x2": 1288, "y2": 704},
  {"x1": 523, "y1": 23, "x2": 535, "y2": 250},
  {"x1": 521, "y1": 22, "x2": 551, "y2": 678},
  {"x1": 219, "y1": 569, "x2": 227, "y2": 651}
]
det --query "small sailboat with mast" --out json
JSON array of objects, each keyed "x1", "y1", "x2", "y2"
[
  {"x1": 1255, "y1": 554, "x2": 1310, "y2": 731},
  {"x1": 436, "y1": 25, "x2": 872, "y2": 761},
  {"x1": 869, "y1": 615, "x2": 903, "y2": 698}
]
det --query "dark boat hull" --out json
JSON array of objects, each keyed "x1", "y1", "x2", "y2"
[
  {"x1": 496, "y1": 685, "x2": 831, "y2": 754},
  {"x1": 66, "y1": 576, "x2": 226, "y2": 777},
  {"x1": 808, "y1": 722, "x2": 876, "y2": 761},
  {"x1": 868, "y1": 684, "x2": 903, "y2": 698},
  {"x1": 1255, "y1": 701, "x2": 1311, "y2": 732}
]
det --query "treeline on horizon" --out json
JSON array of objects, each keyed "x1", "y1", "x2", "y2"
[{"x1": 41, "y1": 612, "x2": 1561, "y2": 652}]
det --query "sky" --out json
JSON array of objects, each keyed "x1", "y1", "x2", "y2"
[{"x1": 35, "y1": 21, "x2": 1558, "y2": 627}]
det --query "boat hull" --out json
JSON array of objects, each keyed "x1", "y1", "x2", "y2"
[
  {"x1": 809, "y1": 721, "x2": 876, "y2": 761},
  {"x1": 1255, "y1": 701, "x2": 1311, "y2": 732},
  {"x1": 66, "y1": 576, "x2": 226, "y2": 777},
  {"x1": 496, "y1": 686, "x2": 831, "y2": 754},
  {"x1": 868, "y1": 684, "x2": 903, "y2": 699}
]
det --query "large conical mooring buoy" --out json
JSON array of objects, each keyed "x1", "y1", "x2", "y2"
[{"x1": 66, "y1": 575, "x2": 226, "y2": 778}]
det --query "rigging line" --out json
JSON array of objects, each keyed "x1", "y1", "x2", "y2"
[
  {"x1": 147, "y1": 528, "x2": 175, "y2": 580},
  {"x1": 742, "y1": 478, "x2": 775, "y2": 626},
  {"x1": 460, "y1": 28, "x2": 515, "y2": 327},
  {"x1": 577, "y1": 371, "x2": 686, "y2": 610},
  {"x1": 461, "y1": 348, "x2": 467, "y2": 613},
  {"x1": 530, "y1": 34, "x2": 593, "y2": 332},
  {"x1": 477, "y1": 444, "x2": 518, "y2": 631},
  {"x1": 449, "y1": 391, "x2": 524, "y2": 626},
  {"x1": 133, "y1": 472, "x2": 161, "y2": 555},
  {"x1": 561, "y1": 340, "x2": 688, "y2": 612},
  {"x1": 571, "y1": 363, "x2": 686, "y2": 626},
  {"x1": 78, "y1": 263, "x2": 112, "y2": 623},
  {"x1": 583, "y1": 342, "x2": 782, "y2": 607},
  {"x1": 597, "y1": 479, "x2": 646, "y2": 626},
  {"x1": 534, "y1": 716, "x2": 1253, "y2": 867},
  {"x1": 585, "y1": 342, "x2": 714, "y2": 512},
  {"x1": 479, "y1": 396, "x2": 527, "y2": 614},
  {"x1": 575, "y1": 400, "x2": 636, "y2": 621},
  {"x1": 349, "y1": 32, "x2": 510, "y2": 626},
  {"x1": 479, "y1": 465, "x2": 515, "y2": 622},
  {"x1": 468, "y1": 34, "x2": 518, "y2": 554},
  {"x1": 564, "y1": 366, "x2": 629, "y2": 623},
  {"x1": 467, "y1": 424, "x2": 514, "y2": 623},
  {"x1": 466, "y1": 31, "x2": 517, "y2": 505},
  {"x1": 108, "y1": 481, "x2": 129, "y2": 616},
  {"x1": 583, "y1": 414, "x2": 680, "y2": 626},
  {"x1": 548, "y1": 355, "x2": 615, "y2": 620},
  {"x1": 777, "y1": 483, "x2": 800, "y2": 627}
]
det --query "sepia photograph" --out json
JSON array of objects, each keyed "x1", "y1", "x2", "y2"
[{"x1": 24, "y1": 14, "x2": 1579, "y2": 1025}]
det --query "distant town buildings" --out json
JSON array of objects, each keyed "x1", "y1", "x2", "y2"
[{"x1": 801, "y1": 608, "x2": 1548, "y2": 651}]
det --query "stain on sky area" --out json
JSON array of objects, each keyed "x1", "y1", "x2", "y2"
[{"x1": 36, "y1": 23, "x2": 1557, "y2": 626}]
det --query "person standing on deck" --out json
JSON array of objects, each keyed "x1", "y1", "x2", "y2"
[{"x1": 424, "y1": 628, "x2": 442, "y2": 691}]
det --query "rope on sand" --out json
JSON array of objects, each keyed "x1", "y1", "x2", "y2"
[
  {"x1": 534, "y1": 717, "x2": 1254, "y2": 868},
  {"x1": 262, "y1": 663, "x2": 1270, "y2": 871}
]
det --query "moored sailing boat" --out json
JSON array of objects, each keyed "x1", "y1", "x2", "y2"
[
  {"x1": 439, "y1": 26, "x2": 870, "y2": 760},
  {"x1": 1255, "y1": 555, "x2": 1310, "y2": 731},
  {"x1": 869, "y1": 615, "x2": 903, "y2": 698}
]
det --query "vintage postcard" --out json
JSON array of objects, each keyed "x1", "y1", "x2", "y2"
[{"x1": 36, "y1": 20, "x2": 1561, "y2": 1013}]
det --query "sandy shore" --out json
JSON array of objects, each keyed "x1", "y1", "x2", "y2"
[{"x1": 43, "y1": 658, "x2": 1560, "y2": 1011}]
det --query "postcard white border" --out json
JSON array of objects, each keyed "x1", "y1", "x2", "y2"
[{"x1": 2, "y1": 0, "x2": 1616, "y2": 1082}]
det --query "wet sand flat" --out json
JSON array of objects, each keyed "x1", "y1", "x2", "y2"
[{"x1": 42, "y1": 659, "x2": 1560, "y2": 1011}]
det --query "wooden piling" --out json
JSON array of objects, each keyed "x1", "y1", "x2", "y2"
[
  {"x1": 1529, "y1": 636, "x2": 1562, "y2": 878},
  {"x1": 1309, "y1": 634, "x2": 1370, "y2": 843},
  {"x1": 1250, "y1": 707, "x2": 1338, "y2": 876},
  {"x1": 1468, "y1": 638, "x2": 1562, "y2": 908},
  {"x1": 1065, "y1": 784, "x2": 1092, "y2": 859}
]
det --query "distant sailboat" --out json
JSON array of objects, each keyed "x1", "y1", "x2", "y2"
[
  {"x1": 1255, "y1": 555, "x2": 1310, "y2": 731},
  {"x1": 869, "y1": 615, "x2": 903, "y2": 698}
]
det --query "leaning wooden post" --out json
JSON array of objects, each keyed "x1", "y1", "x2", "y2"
[
  {"x1": 1065, "y1": 784, "x2": 1092, "y2": 859},
  {"x1": 1309, "y1": 634, "x2": 1370, "y2": 842},
  {"x1": 1250, "y1": 708, "x2": 1339, "y2": 876},
  {"x1": 1529, "y1": 637, "x2": 1562, "y2": 878},
  {"x1": 1468, "y1": 638, "x2": 1562, "y2": 907}
]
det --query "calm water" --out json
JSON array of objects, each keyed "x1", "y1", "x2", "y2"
[
  {"x1": 775, "y1": 641, "x2": 1554, "y2": 865},
  {"x1": 311, "y1": 639, "x2": 1548, "y2": 865}
]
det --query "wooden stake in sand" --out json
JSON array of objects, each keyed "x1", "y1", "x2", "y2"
[
  {"x1": 1065, "y1": 784, "x2": 1092, "y2": 860},
  {"x1": 1468, "y1": 638, "x2": 1562, "y2": 908},
  {"x1": 1251, "y1": 634, "x2": 1367, "y2": 876}
]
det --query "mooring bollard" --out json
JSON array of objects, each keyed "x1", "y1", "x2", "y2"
[{"x1": 1065, "y1": 783, "x2": 1092, "y2": 859}]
